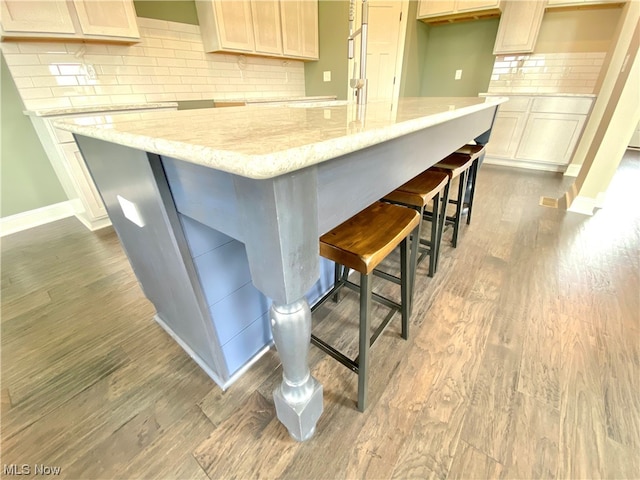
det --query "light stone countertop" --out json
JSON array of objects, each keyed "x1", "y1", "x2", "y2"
[
  {"x1": 480, "y1": 92, "x2": 596, "y2": 98},
  {"x1": 217, "y1": 95, "x2": 338, "y2": 104},
  {"x1": 55, "y1": 97, "x2": 507, "y2": 180},
  {"x1": 25, "y1": 102, "x2": 178, "y2": 118}
]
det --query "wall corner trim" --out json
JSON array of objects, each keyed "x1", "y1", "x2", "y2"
[{"x1": 0, "y1": 201, "x2": 75, "y2": 237}]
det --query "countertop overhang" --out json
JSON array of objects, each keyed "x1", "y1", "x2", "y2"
[{"x1": 55, "y1": 97, "x2": 507, "y2": 180}]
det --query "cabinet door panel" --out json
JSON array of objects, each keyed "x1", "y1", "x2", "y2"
[
  {"x1": 73, "y1": 0, "x2": 139, "y2": 39},
  {"x1": 251, "y1": 0, "x2": 282, "y2": 55},
  {"x1": 1, "y1": 0, "x2": 75, "y2": 34},
  {"x1": 214, "y1": 0, "x2": 255, "y2": 52},
  {"x1": 418, "y1": 0, "x2": 456, "y2": 17},
  {"x1": 486, "y1": 112, "x2": 527, "y2": 158},
  {"x1": 493, "y1": 0, "x2": 546, "y2": 54},
  {"x1": 281, "y1": 0, "x2": 302, "y2": 57},
  {"x1": 301, "y1": 0, "x2": 318, "y2": 59},
  {"x1": 455, "y1": 0, "x2": 499, "y2": 13},
  {"x1": 516, "y1": 113, "x2": 585, "y2": 164},
  {"x1": 61, "y1": 143, "x2": 108, "y2": 220}
]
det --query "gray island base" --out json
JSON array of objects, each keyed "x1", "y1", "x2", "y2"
[{"x1": 58, "y1": 97, "x2": 506, "y2": 441}]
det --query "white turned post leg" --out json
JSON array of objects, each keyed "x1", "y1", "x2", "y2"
[{"x1": 270, "y1": 299, "x2": 323, "y2": 441}]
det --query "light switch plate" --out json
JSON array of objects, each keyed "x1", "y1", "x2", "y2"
[
  {"x1": 323, "y1": 71, "x2": 331, "y2": 82},
  {"x1": 455, "y1": 69, "x2": 462, "y2": 80}
]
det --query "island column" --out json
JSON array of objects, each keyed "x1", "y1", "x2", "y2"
[{"x1": 233, "y1": 168, "x2": 323, "y2": 442}]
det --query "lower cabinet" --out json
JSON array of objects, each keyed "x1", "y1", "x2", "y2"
[
  {"x1": 516, "y1": 113, "x2": 587, "y2": 165},
  {"x1": 28, "y1": 105, "x2": 176, "y2": 231},
  {"x1": 484, "y1": 94, "x2": 593, "y2": 171}
]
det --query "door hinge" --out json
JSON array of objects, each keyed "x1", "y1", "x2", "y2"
[
  {"x1": 393, "y1": 76, "x2": 396, "y2": 85},
  {"x1": 399, "y1": 12, "x2": 402, "y2": 21}
]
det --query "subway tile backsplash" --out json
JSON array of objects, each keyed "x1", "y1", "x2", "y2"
[
  {"x1": 488, "y1": 52, "x2": 606, "y2": 94},
  {"x1": 1, "y1": 17, "x2": 305, "y2": 111}
]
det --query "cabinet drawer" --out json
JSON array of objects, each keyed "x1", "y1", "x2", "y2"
[
  {"x1": 498, "y1": 96, "x2": 532, "y2": 112},
  {"x1": 531, "y1": 96, "x2": 593, "y2": 114}
]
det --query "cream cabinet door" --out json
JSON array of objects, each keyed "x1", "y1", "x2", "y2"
[
  {"x1": 73, "y1": 0, "x2": 139, "y2": 39},
  {"x1": 418, "y1": 0, "x2": 456, "y2": 17},
  {"x1": 0, "y1": 0, "x2": 75, "y2": 34},
  {"x1": 300, "y1": 0, "x2": 318, "y2": 59},
  {"x1": 251, "y1": 0, "x2": 283, "y2": 55},
  {"x1": 281, "y1": 0, "x2": 318, "y2": 59},
  {"x1": 493, "y1": 0, "x2": 546, "y2": 54},
  {"x1": 486, "y1": 112, "x2": 527, "y2": 158},
  {"x1": 60, "y1": 143, "x2": 108, "y2": 221},
  {"x1": 214, "y1": 0, "x2": 255, "y2": 52},
  {"x1": 455, "y1": 0, "x2": 500, "y2": 13},
  {"x1": 516, "y1": 113, "x2": 586, "y2": 165}
]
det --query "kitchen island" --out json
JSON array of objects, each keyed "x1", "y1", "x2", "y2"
[{"x1": 55, "y1": 96, "x2": 506, "y2": 441}]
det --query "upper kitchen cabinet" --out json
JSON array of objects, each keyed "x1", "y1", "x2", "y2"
[
  {"x1": 196, "y1": 0, "x2": 255, "y2": 53},
  {"x1": 196, "y1": 0, "x2": 318, "y2": 60},
  {"x1": 281, "y1": 0, "x2": 318, "y2": 59},
  {"x1": 493, "y1": 0, "x2": 546, "y2": 54},
  {"x1": 417, "y1": 0, "x2": 502, "y2": 23},
  {"x1": 72, "y1": 0, "x2": 139, "y2": 40},
  {"x1": 251, "y1": 1, "x2": 283, "y2": 55},
  {"x1": 0, "y1": 0, "x2": 140, "y2": 42}
]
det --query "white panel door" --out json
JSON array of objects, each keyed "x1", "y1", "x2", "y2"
[{"x1": 366, "y1": 1, "x2": 403, "y2": 101}]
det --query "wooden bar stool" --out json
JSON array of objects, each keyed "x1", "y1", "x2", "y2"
[
  {"x1": 431, "y1": 144, "x2": 485, "y2": 247},
  {"x1": 381, "y1": 170, "x2": 450, "y2": 300},
  {"x1": 310, "y1": 201, "x2": 420, "y2": 411}
]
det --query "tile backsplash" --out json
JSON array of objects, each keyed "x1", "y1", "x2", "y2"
[
  {"x1": 1, "y1": 17, "x2": 305, "y2": 111},
  {"x1": 488, "y1": 52, "x2": 606, "y2": 94}
]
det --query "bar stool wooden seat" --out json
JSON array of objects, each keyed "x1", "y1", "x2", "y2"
[
  {"x1": 382, "y1": 170, "x2": 449, "y2": 291},
  {"x1": 310, "y1": 201, "x2": 420, "y2": 411},
  {"x1": 431, "y1": 144, "x2": 485, "y2": 247}
]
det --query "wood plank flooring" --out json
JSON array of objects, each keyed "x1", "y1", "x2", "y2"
[{"x1": 1, "y1": 152, "x2": 638, "y2": 479}]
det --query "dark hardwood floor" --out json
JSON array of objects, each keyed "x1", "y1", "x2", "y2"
[{"x1": 1, "y1": 152, "x2": 638, "y2": 479}]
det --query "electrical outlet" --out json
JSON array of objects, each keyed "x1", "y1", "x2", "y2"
[
  {"x1": 85, "y1": 64, "x2": 97, "y2": 80},
  {"x1": 455, "y1": 69, "x2": 462, "y2": 80},
  {"x1": 323, "y1": 71, "x2": 331, "y2": 82}
]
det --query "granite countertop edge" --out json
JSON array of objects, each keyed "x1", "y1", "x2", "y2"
[
  {"x1": 55, "y1": 97, "x2": 508, "y2": 180},
  {"x1": 24, "y1": 102, "x2": 179, "y2": 117},
  {"x1": 480, "y1": 92, "x2": 596, "y2": 98}
]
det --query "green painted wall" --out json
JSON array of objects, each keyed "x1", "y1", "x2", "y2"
[
  {"x1": 133, "y1": 0, "x2": 199, "y2": 25},
  {"x1": 399, "y1": 1, "x2": 429, "y2": 97},
  {"x1": 419, "y1": 18, "x2": 499, "y2": 97},
  {"x1": 1, "y1": 55, "x2": 67, "y2": 218},
  {"x1": 304, "y1": 0, "x2": 349, "y2": 100}
]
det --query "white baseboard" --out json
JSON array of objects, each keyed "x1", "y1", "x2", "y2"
[
  {"x1": 0, "y1": 201, "x2": 75, "y2": 237},
  {"x1": 563, "y1": 163, "x2": 582, "y2": 177},
  {"x1": 567, "y1": 195, "x2": 596, "y2": 216},
  {"x1": 484, "y1": 156, "x2": 565, "y2": 173}
]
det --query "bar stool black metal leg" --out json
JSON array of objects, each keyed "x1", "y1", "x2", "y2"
[
  {"x1": 435, "y1": 182, "x2": 450, "y2": 272},
  {"x1": 408, "y1": 205, "x2": 423, "y2": 315},
  {"x1": 452, "y1": 171, "x2": 466, "y2": 248},
  {"x1": 357, "y1": 273, "x2": 372, "y2": 412},
  {"x1": 428, "y1": 194, "x2": 440, "y2": 277},
  {"x1": 466, "y1": 159, "x2": 478, "y2": 225},
  {"x1": 332, "y1": 262, "x2": 342, "y2": 302},
  {"x1": 400, "y1": 235, "x2": 411, "y2": 340}
]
